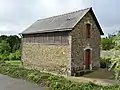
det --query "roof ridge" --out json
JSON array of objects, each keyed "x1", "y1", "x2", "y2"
[
  {"x1": 22, "y1": 7, "x2": 95, "y2": 35},
  {"x1": 37, "y1": 7, "x2": 91, "y2": 21}
]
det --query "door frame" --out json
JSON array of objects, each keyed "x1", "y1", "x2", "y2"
[{"x1": 84, "y1": 47, "x2": 92, "y2": 70}]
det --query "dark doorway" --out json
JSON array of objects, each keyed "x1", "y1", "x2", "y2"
[{"x1": 85, "y1": 49, "x2": 91, "y2": 69}]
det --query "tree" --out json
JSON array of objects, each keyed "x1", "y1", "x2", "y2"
[
  {"x1": 7, "y1": 35, "x2": 21, "y2": 52},
  {"x1": 0, "y1": 35, "x2": 21, "y2": 60},
  {"x1": 0, "y1": 35, "x2": 8, "y2": 42},
  {"x1": 101, "y1": 37, "x2": 115, "y2": 50},
  {"x1": 15, "y1": 50, "x2": 21, "y2": 60},
  {"x1": 0, "y1": 40, "x2": 11, "y2": 54},
  {"x1": 113, "y1": 33, "x2": 120, "y2": 50}
]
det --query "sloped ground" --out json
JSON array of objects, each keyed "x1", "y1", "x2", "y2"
[
  {"x1": 83, "y1": 68, "x2": 114, "y2": 79},
  {"x1": 66, "y1": 68, "x2": 120, "y2": 86}
]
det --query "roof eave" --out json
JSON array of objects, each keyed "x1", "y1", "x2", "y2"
[
  {"x1": 90, "y1": 8, "x2": 104, "y2": 35},
  {"x1": 72, "y1": 7, "x2": 104, "y2": 35},
  {"x1": 21, "y1": 28, "x2": 72, "y2": 35}
]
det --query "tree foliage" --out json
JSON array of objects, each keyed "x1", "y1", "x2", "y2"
[
  {"x1": 101, "y1": 37, "x2": 115, "y2": 50},
  {"x1": 113, "y1": 33, "x2": 120, "y2": 50},
  {"x1": 107, "y1": 50, "x2": 120, "y2": 80},
  {"x1": 0, "y1": 40, "x2": 11, "y2": 54},
  {"x1": 0, "y1": 35, "x2": 21, "y2": 60},
  {"x1": 101, "y1": 33, "x2": 120, "y2": 80},
  {"x1": 102, "y1": 49, "x2": 120, "y2": 80}
]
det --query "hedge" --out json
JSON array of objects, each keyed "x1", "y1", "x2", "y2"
[{"x1": 0, "y1": 61, "x2": 120, "y2": 90}]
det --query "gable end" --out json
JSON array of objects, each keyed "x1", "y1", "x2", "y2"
[
  {"x1": 72, "y1": 8, "x2": 104, "y2": 35},
  {"x1": 89, "y1": 8, "x2": 104, "y2": 35}
]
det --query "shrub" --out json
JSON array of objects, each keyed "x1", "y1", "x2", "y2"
[
  {"x1": 15, "y1": 50, "x2": 21, "y2": 60},
  {"x1": 100, "y1": 58, "x2": 111, "y2": 68},
  {"x1": 9, "y1": 53, "x2": 16, "y2": 60}
]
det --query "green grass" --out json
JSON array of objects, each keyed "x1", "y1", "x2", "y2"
[{"x1": 5, "y1": 60, "x2": 21, "y2": 66}]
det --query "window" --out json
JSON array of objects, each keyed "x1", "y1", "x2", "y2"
[
  {"x1": 32, "y1": 35, "x2": 35, "y2": 43},
  {"x1": 23, "y1": 32, "x2": 69, "y2": 45},
  {"x1": 48, "y1": 36, "x2": 54, "y2": 44},
  {"x1": 61, "y1": 36, "x2": 68, "y2": 44},
  {"x1": 54, "y1": 35, "x2": 61, "y2": 44},
  {"x1": 38, "y1": 36, "x2": 43, "y2": 43},
  {"x1": 35, "y1": 36, "x2": 39, "y2": 43},
  {"x1": 43, "y1": 36, "x2": 47, "y2": 43},
  {"x1": 85, "y1": 23, "x2": 91, "y2": 38},
  {"x1": 34, "y1": 36, "x2": 38, "y2": 43},
  {"x1": 28, "y1": 36, "x2": 32, "y2": 43}
]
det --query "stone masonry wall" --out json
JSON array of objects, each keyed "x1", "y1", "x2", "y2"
[
  {"x1": 22, "y1": 43, "x2": 71, "y2": 75},
  {"x1": 70, "y1": 11, "x2": 101, "y2": 74},
  {"x1": 22, "y1": 11, "x2": 101, "y2": 76}
]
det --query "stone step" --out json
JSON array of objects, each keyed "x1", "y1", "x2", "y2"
[{"x1": 75, "y1": 69, "x2": 94, "y2": 76}]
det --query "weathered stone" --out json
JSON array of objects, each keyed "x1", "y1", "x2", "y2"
[
  {"x1": 70, "y1": 12, "x2": 101, "y2": 74},
  {"x1": 22, "y1": 43, "x2": 70, "y2": 75},
  {"x1": 22, "y1": 11, "x2": 101, "y2": 76}
]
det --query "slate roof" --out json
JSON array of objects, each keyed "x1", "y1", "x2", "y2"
[{"x1": 22, "y1": 7, "x2": 104, "y2": 35}]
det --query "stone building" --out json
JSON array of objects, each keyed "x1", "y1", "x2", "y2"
[{"x1": 21, "y1": 7, "x2": 104, "y2": 76}]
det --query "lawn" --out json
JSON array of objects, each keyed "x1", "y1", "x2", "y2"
[{"x1": 5, "y1": 60, "x2": 21, "y2": 66}]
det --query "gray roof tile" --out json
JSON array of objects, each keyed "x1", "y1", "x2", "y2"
[{"x1": 22, "y1": 8, "x2": 90, "y2": 34}]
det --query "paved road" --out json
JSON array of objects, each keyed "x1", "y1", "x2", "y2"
[{"x1": 0, "y1": 74, "x2": 45, "y2": 90}]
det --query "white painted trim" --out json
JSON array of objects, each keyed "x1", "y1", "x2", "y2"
[
  {"x1": 90, "y1": 64, "x2": 92, "y2": 70},
  {"x1": 84, "y1": 44, "x2": 92, "y2": 51},
  {"x1": 67, "y1": 35, "x2": 72, "y2": 76},
  {"x1": 83, "y1": 65, "x2": 85, "y2": 70}
]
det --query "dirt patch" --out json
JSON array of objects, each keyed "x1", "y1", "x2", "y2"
[
  {"x1": 83, "y1": 68, "x2": 114, "y2": 79},
  {"x1": 66, "y1": 68, "x2": 120, "y2": 86}
]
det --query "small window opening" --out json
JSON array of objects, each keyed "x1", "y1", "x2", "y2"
[{"x1": 86, "y1": 24, "x2": 91, "y2": 38}]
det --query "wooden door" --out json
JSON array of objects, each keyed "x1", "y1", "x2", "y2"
[{"x1": 85, "y1": 49, "x2": 91, "y2": 69}]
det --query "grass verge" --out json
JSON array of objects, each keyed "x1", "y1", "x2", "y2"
[
  {"x1": 5, "y1": 60, "x2": 21, "y2": 66},
  {"x1": 0, "y1": 61, "x2": 120, "y2": 90}
]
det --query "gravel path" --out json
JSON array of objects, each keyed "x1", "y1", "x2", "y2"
[{"x1": 0, "y1": 74, "x2": 46, "y2": 90}]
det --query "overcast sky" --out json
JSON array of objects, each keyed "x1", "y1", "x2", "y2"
[{"x1": 0, "y1": 0, "x2": 119, "y2": 36}]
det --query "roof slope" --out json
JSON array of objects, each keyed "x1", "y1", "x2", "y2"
[{"x1": 22, "y1": 7, "x2": 104, "y2": 35}]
